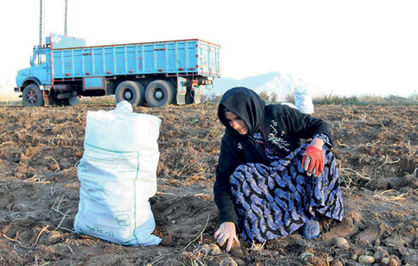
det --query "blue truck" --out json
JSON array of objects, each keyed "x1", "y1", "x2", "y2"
[{"x1": 15, "y1": 34, "x2": 220, "y2": 107}]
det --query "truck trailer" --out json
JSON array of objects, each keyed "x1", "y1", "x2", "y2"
[{"x1": 15, "y1": 34, "x2": 220, "y2": 107}]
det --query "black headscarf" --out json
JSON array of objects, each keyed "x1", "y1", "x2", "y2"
[{"x1": 217, "y1": 87, "x2": 265, "y2": 135}]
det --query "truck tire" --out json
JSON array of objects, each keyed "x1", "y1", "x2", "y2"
[
  {"x1": 22, "y1": 83, "x2": 44, "y2": 107},
  {"x1": 115, "y1": 80, "x2": 144, "y2": 106},
  {"x1": 145, "y1": 80, "x2": 175, "y2": 107}
]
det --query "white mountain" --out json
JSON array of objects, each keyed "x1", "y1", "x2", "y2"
[{"x1": 210, "y1": 72, "x2": 315, "y2": 101}]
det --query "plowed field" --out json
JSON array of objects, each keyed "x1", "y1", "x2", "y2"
[{"x1": 0, "y1": 102, "x2": 417, "y2": 265}]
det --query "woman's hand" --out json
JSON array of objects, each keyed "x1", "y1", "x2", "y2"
[
  {"x1": 302, "y1": 138, "x2": 324, "y2": 177},
  {"x1": 214, "y1": 222, "x2": 240, "y2": 252}
]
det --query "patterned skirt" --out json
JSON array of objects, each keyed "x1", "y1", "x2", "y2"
[{"x1": 229, "y1": 143, "x2": 344, "y2": 243}]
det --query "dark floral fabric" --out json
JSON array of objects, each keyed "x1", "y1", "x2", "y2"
[{"x1": 229, "y1": 133, "x2": 344, "y2": 243}]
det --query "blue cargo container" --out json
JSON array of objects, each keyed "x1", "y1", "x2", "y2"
[{"x1": 15, "y1": 34, "x2": 220, "y2": 107}]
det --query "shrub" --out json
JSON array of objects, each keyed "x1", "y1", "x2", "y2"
[{"x1": 313, "y1": 94, "x2": 417, "y2": 106}]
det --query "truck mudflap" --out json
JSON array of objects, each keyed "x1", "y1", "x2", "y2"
[
  {"x1": 176, "y1": 77, "x2": 187, "y2": 105},
  {"x1": 193, "y1": 85, "x2": 203, "y2": 104}
]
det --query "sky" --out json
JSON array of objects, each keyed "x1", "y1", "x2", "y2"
[{"x1": 0, "y1": 0, "x2": 417, "y2": 97}]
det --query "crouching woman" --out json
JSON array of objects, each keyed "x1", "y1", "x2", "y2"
[{"x1": 213, "y1": 87, "x2": 344, "y2": 251}]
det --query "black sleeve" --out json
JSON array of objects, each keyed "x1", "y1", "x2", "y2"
[
  {"x1": 280, "y1": 105, "x2": 333, "y2": 145},
  {"x1": 213, "y1": 131, "x2": 242, "y2": 228}
]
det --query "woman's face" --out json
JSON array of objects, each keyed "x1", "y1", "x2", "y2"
[{"x1": 225, "y1": 111, "x2": 248, "y2": 135}]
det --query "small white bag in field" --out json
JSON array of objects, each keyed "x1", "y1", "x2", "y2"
[
  {"x1": 294, "y1": 85, "x2": 314, "y2": 114},
  {"x1": 74, "y1": 101, "x2": 162, "y2": 246}
]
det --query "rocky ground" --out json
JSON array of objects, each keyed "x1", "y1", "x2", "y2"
[{"x1": 0, "y1": 101, "x2": 417, "y2": 265}]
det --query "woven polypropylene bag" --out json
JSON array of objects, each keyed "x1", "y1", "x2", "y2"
[{"x1": 74, "y1": 101, "x2": 161, "y2": 246}]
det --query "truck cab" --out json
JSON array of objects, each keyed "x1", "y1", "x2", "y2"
[
  {"x1": 15, "y1": 35, "x2": 84, "y2": 107},
  {"x1": 15, "y1": 46, "x2": 53, "y2": 106},
  {"x1": 28, "y1": 46, "x2": 52, "y2": 87}
]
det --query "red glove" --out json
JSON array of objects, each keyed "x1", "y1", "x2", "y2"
[{"x1": 302, "y1": 145, "x2": 324, "y2": 177}]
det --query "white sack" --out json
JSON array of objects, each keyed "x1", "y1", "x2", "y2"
[
  {"x1": 74, "y1": 101, "x2": 161, "y2": 246},
  {"x1": 294, "y1": 85, "x2": 314, "y2": 114}
]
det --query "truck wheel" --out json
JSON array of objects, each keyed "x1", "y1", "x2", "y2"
[
  {"x1": 145, "y1": 80, "x2": 175, "y2": 107},
  {"x1": 22, "y1": 84, "x2": 44, "y2": 107},
  {"x1": 115, "y1": 81, "x2": 144, "y2": 106}
]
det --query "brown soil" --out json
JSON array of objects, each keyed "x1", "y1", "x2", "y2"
[{"x1": 0, "y1": 102, "x2": 417, "y2": 265}]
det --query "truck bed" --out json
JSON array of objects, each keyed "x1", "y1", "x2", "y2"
[{"x1": 51, "y1": 39, "x2": 220, "y2": 79}]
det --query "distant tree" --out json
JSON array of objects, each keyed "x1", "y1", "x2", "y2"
[
  {"x1": 259, "y1": 91, "x2": 270, "y2": 102},
  {"x1": 284, "y1": 93, "x2": 295, "y2": 103},
  {"x1": 203, "y1": 94, "x2": 221, "y2": 104}
]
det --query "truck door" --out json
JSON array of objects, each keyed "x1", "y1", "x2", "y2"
[{"x1": 31, "y1": 48, "x2": 52, "y2": 86}]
